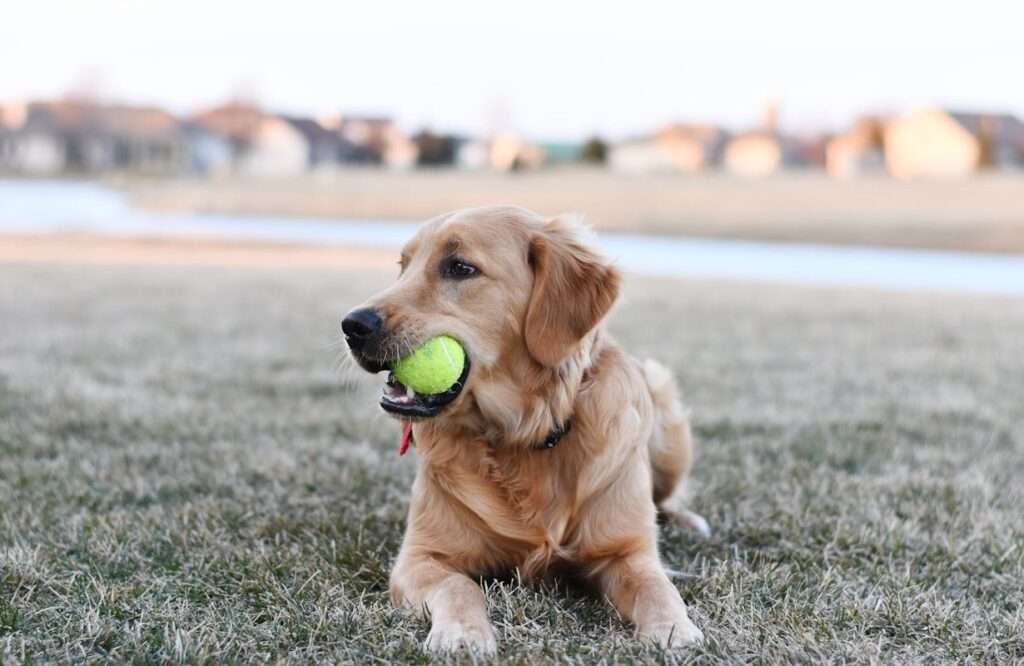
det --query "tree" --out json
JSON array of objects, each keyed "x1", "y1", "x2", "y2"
[{"x1": 581, "y1": 136, "x2": 607, "y2": 164}]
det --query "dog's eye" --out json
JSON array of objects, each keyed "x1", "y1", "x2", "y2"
[{"x1": 441, "y1": 257, "x2": 478, "y2": 280}]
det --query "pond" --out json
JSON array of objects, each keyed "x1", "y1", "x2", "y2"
[{"x1": 2, "y1": 179, "x2": 1023, "y2": 295}]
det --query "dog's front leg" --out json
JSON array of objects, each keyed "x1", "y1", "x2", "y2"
[
  {"x1": 390, "y1": 550, "x2": 497, "y2": 655},
  {"x1": 595, "y1": 550, "x2": 704, "y2": 648}
]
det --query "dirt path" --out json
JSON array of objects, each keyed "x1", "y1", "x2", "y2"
[{"x1": 0, "y1": 232, "x2": 396, "y2": 269}]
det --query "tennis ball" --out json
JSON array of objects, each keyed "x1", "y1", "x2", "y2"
[{"x1": 392, "y1": 335, "x2": 465, "y2": 395}]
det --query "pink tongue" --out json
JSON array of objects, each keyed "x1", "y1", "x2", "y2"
[{"x1": 399, "y1": 422, "x2": 413, "y2": 456}]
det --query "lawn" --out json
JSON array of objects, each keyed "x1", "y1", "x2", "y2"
[{"x1": 1, "y1": 259, "x2": 1022, "y2": 663}]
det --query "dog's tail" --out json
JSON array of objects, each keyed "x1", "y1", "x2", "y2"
[
  {"x1": 642, "y1": 359, "x2": 694, "y2": 506},
  {"x1": 643, "y1": 359, "x2": 710, "y2": 537}
]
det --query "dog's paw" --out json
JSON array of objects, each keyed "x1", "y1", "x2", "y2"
[
  {"x1": 425, "y1": 618, "x2": 498, "y2": 655},
  {"x1": 640, "y1": 618, "x2": 704, "y2": 648}
]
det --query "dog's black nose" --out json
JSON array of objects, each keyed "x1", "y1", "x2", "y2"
[{"x1": 342, "y1": 308, "x2": 383, "y2": 347}]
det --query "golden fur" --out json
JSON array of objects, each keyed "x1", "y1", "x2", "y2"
[{"x1": 347, "y1": 205, "x2": 707, "y2": 653}]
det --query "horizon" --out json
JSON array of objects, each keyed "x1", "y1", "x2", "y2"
[{"x1": 4, "y1": 1, "x2": 1023, "y2": 141}]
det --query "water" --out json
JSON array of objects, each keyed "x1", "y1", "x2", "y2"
[{"x1": 2, "y1": 179, "x2": 1023, "y2": 295}]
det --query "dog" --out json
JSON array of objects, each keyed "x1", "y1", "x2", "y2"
[{"x1": 343, "y1": 205, "x2": 708, "y2": 654}]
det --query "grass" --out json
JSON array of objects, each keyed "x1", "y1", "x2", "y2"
[{"x1": 1, "y1": 260, "x2": 1023, "y2": 663}]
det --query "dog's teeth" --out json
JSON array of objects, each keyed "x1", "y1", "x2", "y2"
[{"x1": 405, "y1": 385, "x2": 415, "y2": 399}]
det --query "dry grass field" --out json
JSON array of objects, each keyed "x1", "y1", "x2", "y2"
[
  {"x1": 126, "y1": 169, "x2": 1024, "y2": 253},
  {"x1": 2, "y1": 247, "x2": 1023, "y2": 663}
]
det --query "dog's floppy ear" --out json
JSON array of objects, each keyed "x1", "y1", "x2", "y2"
[{"x1": 524, "y1": 215, "x2": 620, "y2": 367}]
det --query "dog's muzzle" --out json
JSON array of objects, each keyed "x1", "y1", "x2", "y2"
[{"x1": 342, "y1": 307, "x2": 469, "y2": 418}]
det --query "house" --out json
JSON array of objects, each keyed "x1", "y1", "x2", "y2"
[
  {"x1": 609, "y1": 124, "x2": 727, "y2": 174},
  {"x1": 456, "y1": 139, "x2": 489, "y2": 170},
  {"x1": 193, "y1": 106, "x2": 421, "y2": 174},
  {"x1": 722, "y1": 100, "x2": 808, "y2": 177},
  {"x1": 723, "y1": 131, "x2": 804, "y2": 177},
  {"x1": 97, "y1": 104, "x2": 189, "y2": 174},
  {"x1": 0, "y1": 103, "x2": 22, "y2": 128},
  {"x1": 323, "y1": 114, "x2": 379, "y2": 164},
  {"x1": 280, "y1": 115, "x2": 344, "y2": 169},
  {"x1": 237, "y1": 115, "x2": 310, "y2": 177},
  {"x1": 193, "y1": 103, "x2": 262, "y2": 146},
  {"x1": 0, "y1": 127, "x2": 12, "y2": 170},
  {"x1": 336, "y1": 115, "x2": 417, "y2": 169},
  {"x1": 968, "y1": 113, "x2": 1024, "y2": 168},
  {"x1": 194, "y1": 105, "x2": 340, "y2": 175},
  {"x1": 884, "y1": 109, "x2": 1024, "y2": 178},
  {"x1": 795, "y1": 134, "x2": 829, "y2": 170},
  {"x1": 489, "y1": 133, "x2": 544, "y2": 171},
  {"x1": 1, "y1": 101, "x2": 78, "y2": 174},
  {"x1": 413, "y1": 130, "x2": 460, "y2": 167},
  {"x1": 826, "y1": 116, "x2": 886, "y2": 178},
  {"x1": 609, "y1": 138, "x2": 677, "y2": 173},
  {"x1": 1, "y1": 100, "x2": 188, "y2": 175},
  {"x1": 181, "y1": 122, "x2": 233, "y2": 175},
  {"x1": 192, "y1": 102, "x2": 264, "y2": 166},
  {"x1": 0, "y1": 104, "x2": 22, "y2": 169}
]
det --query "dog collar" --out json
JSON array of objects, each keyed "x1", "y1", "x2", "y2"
[
  {"x1": 398, "y1": 418, "x2": 573, "y2": 456},
  {"x1": 537, "y1": 419, "x2": 572, "y2": 450}
]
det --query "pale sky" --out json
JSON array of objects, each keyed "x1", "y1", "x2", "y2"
[{"x1": 3, "y1": 0, "x2": 1022, "y2": 140}]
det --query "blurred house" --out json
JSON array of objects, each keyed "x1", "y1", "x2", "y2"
[
  {"x1": 452, "y1": 134, "x2": 544, "y2": 171},
  {"x1": 192, "y1": 102, "x2": 290, "y2": 174},
  {"x1": 337, "y1": 116, "x2": 417, "y2": 169},
  {"x1": 195, "y1": 105, "x2": 384, "y2": 175},
  {"x1": 794, "y1": 135, "x2": 828, "y2": 170},
  {"x1": 0, "y1": 127, "x2": 11, "y2": 167},
  {"x1": 456, "y1": 139, "x2": 490, "y2": 170},
  {"x1": 975, "y1": 114, "x2": 1024, "y2": 168},
  {"x1": 489, "y1": 133, "x2": 544, "y2": 171},
  {"x1": 885, "y1": 109, "x2": 1024, "y2": 178},
  {"x1": 0, "y1": 103, "x2": 21, "y2": 128},
  {"x1": 280, "y1": 115, "x2": 345, "y2": 170},
  {"x1": 412, "y1": 130, "x2": 460, "y2": 167},
  {"x1": 723, "y1": 131, "x2": 805, "y2": 177},
  {"x1": 0, "y1": 101, "x2": 63, "y2": 174},
  {"x1": 609, "y1": 124, "x2": 727, "y2": 174},
  {"x1": 99, "y1": 104, "x2": 189, "y2": 174},
  {"x1": 0, "y1": 100, "x2": 187, "y2": 175},
  {"x1": 192, "y1": 103, "x2": 262, "y2": 157},
  {"x1": 826, "y1": 116, "x2": 886, "y2": 178},
  {"x1": 321, "y1": 115, "x2": 378, "y2": 164},
  {"x1": 722, "y1": 99, "x2": 810, "y2": 177},
  {"x1": 237, "y1": 115, "x2": 310, "y2": 177},
  {"x1": 180, "y1": 122, "x2": 233, "y2": 175},
  {"x1": 0, "y1": 104, "x2": 24, "y2": 169}
]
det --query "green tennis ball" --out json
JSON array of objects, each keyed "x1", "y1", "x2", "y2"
[{"x1": 392, "y1": 335, "x2": 465, "y2": 395}]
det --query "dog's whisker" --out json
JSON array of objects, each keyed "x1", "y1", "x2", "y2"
[{"x1": 326, "y1": 338, "x2": 349, "y2": 351}]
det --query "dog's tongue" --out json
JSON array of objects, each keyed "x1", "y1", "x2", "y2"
[{"x1": 398, "y1": 421, "x2": 413, "y2": 456}]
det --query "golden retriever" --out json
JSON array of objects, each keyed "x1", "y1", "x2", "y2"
[{"x1": 343, "y1": 205, "x2": 708, "y2": 654}]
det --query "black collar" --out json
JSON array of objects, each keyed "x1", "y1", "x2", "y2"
[{"x1": 536, "y1": 419, "x2": 572, "y2": 450}]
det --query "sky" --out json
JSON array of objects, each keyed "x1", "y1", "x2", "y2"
[{"x1": 3, "y1": 0, "x2": 1022, "y2": 140}]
